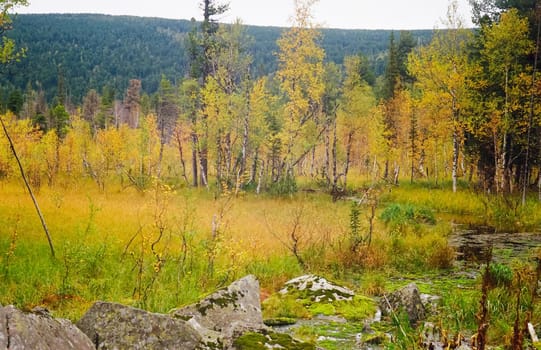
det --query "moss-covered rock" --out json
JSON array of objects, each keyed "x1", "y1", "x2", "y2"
[
  {"x1": 262, "y1": 275, "x2": 380, "y2": 350},
  {"x1": 334, "y1": 295, "x2": 377, "y2": 322},
  {"x1": 262, "y1": 276, "x2": 377, "y2": 321},
  {"x1": 262, "y1": 294, "x2": 312, "y2": 320},
  {"x1": 379, "y1": 282, "x2": 426, "y2": 326},
  {"x1": 0, "y1": 305, "x2": 94, "y2": 350},
  {"x1": 76, "y1": 301, "x2": 202, "y2": 350},
  {"x1": 280, "y1": 275, "x2": 355, "y2": 303},
  {"x1": 171, "y1": 275, "x2": 264, "y2": 333}
]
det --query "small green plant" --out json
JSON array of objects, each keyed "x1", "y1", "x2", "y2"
[
  {"x1": 488, "y1": 263, "x2": 513, "y2": 288},
  {"x1": 380, "y1": 203, "x2": 435, "y2": 235},
  {"x1": 268, "y1": 173, "x2": 298, "y2": 196}
]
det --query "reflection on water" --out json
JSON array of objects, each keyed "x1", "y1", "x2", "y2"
[{"x1": 449, "y1": 225, "x2": 541, "y2": 263}]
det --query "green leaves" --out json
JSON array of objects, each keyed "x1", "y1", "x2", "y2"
[{"x1": 0, "y1": 0, "x2": 28, "y2": 64}]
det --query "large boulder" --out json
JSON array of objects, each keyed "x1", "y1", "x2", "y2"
[
  {"x1": 0, "y1": 305, "x2": 94, "y2": 350},
  {"x1": 76, "y1": 301, "x2": 205, "y2": 349},
  {"x1": 171, "y1": 274, "x2": 265, "y2": 347},
  {"x1": 379, "y1": 283, "x2": 426, "y2": 326},
  {"x1": 279, "y1": 275, "x2": 355, "y2": 302},
  {"x1": 75, "y1": 275, "x2": 314, "y2": 350}
]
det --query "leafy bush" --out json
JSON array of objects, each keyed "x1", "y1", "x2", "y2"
[{"x1": 268, "y1": 174, "x2": 298, "y2": 196}]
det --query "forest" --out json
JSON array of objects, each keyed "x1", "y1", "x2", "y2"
[
  {"x1": 1, "y1": 0, "x2": 541, "y2": 348},
  {"x1": 0, "y1": 13, "x2": 432, "y2": 103}
]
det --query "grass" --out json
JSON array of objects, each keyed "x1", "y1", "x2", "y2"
[
  {"x1": 0, "y1": 179, "x2": 351, "y2": 319},
  {"x1": 1, "y1": 177, "x2": 541, "y2": 348}
]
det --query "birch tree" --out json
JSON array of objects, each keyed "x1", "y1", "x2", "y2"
[
  {"x1": 275, "y1": 0, "x2": 325, "y2": 186},
  {"x1": 408, "y1": 0, "x2": 472, "y2": 192},
  {"x1": 479, "y1": 9, "x2": 534, "y2": 193}
]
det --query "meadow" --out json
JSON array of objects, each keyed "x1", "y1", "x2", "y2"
[{"x1": 2, "y1": 175, "x2": 541, "y2": 347}]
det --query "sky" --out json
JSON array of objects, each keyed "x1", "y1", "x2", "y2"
[{"x1": 15, "y1": 0, "x2": 474, "y2": 30}]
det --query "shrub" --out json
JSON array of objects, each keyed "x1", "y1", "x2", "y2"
[
  {"x1": 380, "y1": 203, "x2": 435, "y2": 235},
  {"x1": 268, "y1": 174, "x2": 297, "y2": 196},
  {"x1": 427, "y1": 241, "x2": 455, "y2": 269}
]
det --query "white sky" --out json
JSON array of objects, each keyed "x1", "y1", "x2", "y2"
[{"x1": 15, "y1": 0, "x2": 474, "y2": 30}]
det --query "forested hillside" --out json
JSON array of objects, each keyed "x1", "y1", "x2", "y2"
[{"x1": 0, "y1": 14, "x2": 432, "y2": 103}]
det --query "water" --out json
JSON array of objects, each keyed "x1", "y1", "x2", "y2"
[{"x1": 448, "y1": 225, "x2": 541, "y2": 263}]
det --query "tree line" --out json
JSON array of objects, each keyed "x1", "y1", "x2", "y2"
[
  {"x1": 0, "y1": 13, "x2": 432, "y2": 104},
  {"x1": 1, "y1": 0, "x2": 540, "y2": 199}
]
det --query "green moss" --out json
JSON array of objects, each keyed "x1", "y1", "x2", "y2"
[
  {"x1": 233, "y1": 331, "x2": 315, "y2": 350},
  {"x1": 335, "y1": 295, "x2": 377, "y2": 321},
  {"x1": 196, "y1": 290, "x2": 243, "y2": 316},
  {"x1": 263, "y1": 317, "x2": 297, "y2": 326},
  {"x1": 175, "y1": 314, "x2": 193, "y2": 321},
  {"x1": 262, "y1": 294, "x2": 311, "y2": 319},
  {"x1": 293, "y1": 321, "x2": 369, "y2": 349},
  {"x1": 232, "y1": 333, "x2": 267, "y2": 350},
  {"x1": 195, "y1": 302, "x2": 211, "y2": 316},
  {"x1": 309, "y1": 303, "x2": 336, "y2": 316}
]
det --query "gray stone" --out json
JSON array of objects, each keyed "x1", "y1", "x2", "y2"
[
  {"x1": 0, "y1": 305, "x2": 94, "y2": 350},
  {"x1": 380, "y1": 283, "x2": 426, "y2": 326},
  {"x1": 172, "y1": 275, "x2": 264, "y2": 334},
  {"x1": 279, "y1": 274, "x2": 355, "y2": 302},
  {"x1": 420, "y1": 293, "x2": 441, "y2": 314},
  {"x1": 77, "y1": 301, "x2": 204, "y2": 350}
]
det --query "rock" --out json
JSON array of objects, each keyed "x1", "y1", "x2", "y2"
[
  {"x1": 0, "y1": 304, "x2": 94, "y2": 350},
  {"x1": 172, "y1": 275, "x2": 265, "y2": 339},
  {"x1": 77, "y1": 301, "x2": 204, "y2": 349},
  {"x1": 279, "y1": 275, "x2": 355, "y2": 303},
  {"x1": 420, "y1": 293, "x2": 441, "y2": 314},
  {"x1": 380, "y1": 283, "x2": 426, "y2": 326}
]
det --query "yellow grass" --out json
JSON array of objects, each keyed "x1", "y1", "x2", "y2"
[{"x1": 0, "y1": 179, "x2": 351, "y2": 262}]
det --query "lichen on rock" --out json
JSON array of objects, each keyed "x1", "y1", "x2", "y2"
[
  {"x1": 379, "y1": 282, "x2": 426, "y2": 326},
  {"x1": 76, "y1": 301, "x2": 202, "y2": 349},
  {"x1": 171, "y1": 274, "x2": 264, "y2": 334},
  {"x1": 0, "y1": 305, "x2": 94, "y2": 350},
  {"x1": 279, "y1": 275, "x2": 355, "y2": 303}
]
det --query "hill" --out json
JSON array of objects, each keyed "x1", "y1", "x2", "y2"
[{"x1": 1, "y1": 14, "x2": 433, "y2": 103}]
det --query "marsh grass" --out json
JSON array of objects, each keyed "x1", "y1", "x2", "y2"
[
  {"x1": 0, "y1": 180, "x2": 352, "y2": 319},
  {"x1": 1, "y1": 177, "x2": 541, "y2": 348}
]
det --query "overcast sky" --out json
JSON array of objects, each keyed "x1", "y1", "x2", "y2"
[{"x1": 15, "y1": 0, "x2": 474, "y2": 30}]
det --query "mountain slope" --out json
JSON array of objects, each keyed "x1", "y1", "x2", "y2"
[{"x1": 1, "y1": 14, "x2": 433, "y2": 102}]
